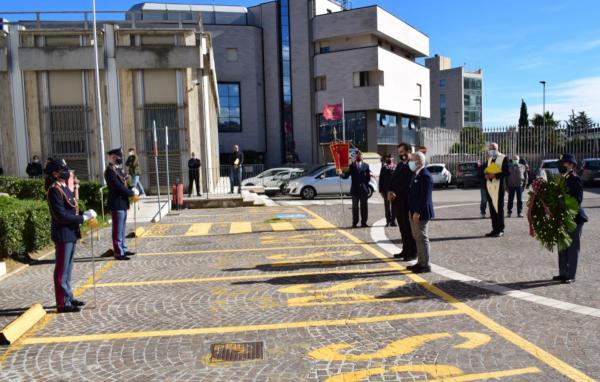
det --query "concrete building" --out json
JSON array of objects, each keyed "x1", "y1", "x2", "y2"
[
  {"x1": 131, "y1": 0, "x2": 430, "y2": 164},
  {"x1": 425, "y1": 54, "x2": 483, "y2": 130},
  {"x1": 0, "y1": 12, "x2": 220, "y2": 192}
]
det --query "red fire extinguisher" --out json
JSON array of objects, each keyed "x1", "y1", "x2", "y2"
[
  {"x1": 172, "y1": 182, "x2": 179, "y2": 210},
  {"x1": 177, "y1": 182, "x2": 184, "y2": 210}
]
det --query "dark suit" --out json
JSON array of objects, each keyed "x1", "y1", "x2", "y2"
[
  {"x1": 484, "y1": 155, "x2": 509, "y2": 234},
  {"x1": 343, "y1": 161, "x2": 371, "y2": 226},
  {"x1": 558, "y1": 171, "x2": 588, "y2": 280},
  {"x1": 408, "y1": 168, "x2": 434, "y2": 266},
  {"x1": 389, "y1": 162, "x2": 416, "y2": 256},
  {"x1": 188, "y1": 158, "x2": 201, "y2": 196},
  {"x1": 230, "y1": 151, "x2": 244, "y2": 194},
  {"x1": 379, "y1": 163, "x2": 395, "y2": 224},
  {"x1": 104, "y1": 164, "x2": 134, "y2": 257}
]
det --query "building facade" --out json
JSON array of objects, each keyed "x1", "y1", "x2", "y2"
[
  {"x1": 424, "y1": 54, "x2": 483, "y2": 130},
  {"x1": 0, "y1": 13, "x2": 220, "y2": 192},
  {"x1": 131, "y1": 0, "x2": 430, "y2": 165}
]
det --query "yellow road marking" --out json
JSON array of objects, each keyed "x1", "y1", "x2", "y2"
[
  {"x1": 308, "y1": 218, "x2": 336, "y2": 230},
  {"x1": 423, "y1": 367, "x2": 542, "y2": 382},
  {"x1": 86, "y1": 267, "x2": 402, "y2": 288},
  {"x1": 270, "y1": 221, "x2": 295, "y2": 231},
  {"x1": 141, "y1": 224, "x2": 172, "y2": 237},
  {"x1": 185, "y1": 223, "x2": 212, "y2": 236},
  {"x1": 136, "y1": 243, "x2": 358, "y2": 257},
  {"x1": 229, "y1": 221, "x2": 252, "y2": 234},
  {"x1": 21, "y1": 309, "x2": 462, "y2": 345},
  {"x1": 287, "y1": 295, "x2": 426, "y2": 307},
  {"x1": 267, "y1": 250, "x2": 362, "y2": 261},
  {"x1": 296, "y1": 206, "x2": 596, "y2": 382}
]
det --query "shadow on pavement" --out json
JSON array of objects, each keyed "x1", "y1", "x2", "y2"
[
  {"x1": 223, "y1": 258, "x2": 401, "y2": 272},
  {"x1": 231, "y1": 270, "x2": 405, "y2": 286}
]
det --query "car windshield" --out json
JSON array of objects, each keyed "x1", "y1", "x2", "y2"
[
  {"x1": 428, "y1": 166, "x2": 443, "y2": 173},
  {"x1": 542, "y1": 161, "x2": 559, "y2": 169},
  {"x1": 259, "y1": 169, "x2": 283, "y2": 178},
  {"x1": 459, "y1": 163, "x2": 478, "y2": 171},
  {"x1": 584, "y1": 160, "x2": 600, "y2": 170}
]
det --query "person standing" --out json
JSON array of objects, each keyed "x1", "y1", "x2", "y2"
[
  {"x1": 387, "y1": 143, "x2": 417, "y2": 260},
  {"x1": 553, "y1": 154, "x2": 588, "y2": 284},
  {"x1": 484, "y1": 143, "x2": 509, "y2": 237},
  {"x1": 342, "y1": 151, "x2": 372, "y2": 228},
  {"x1": 188, "y1": 152, "x2": 202, "y2": 197},
  {"x1": 125, "y1": 148, "x2": 146, "y2": 197},
  {"x1": 229, "y1": 145, "x2": 244, "y2": 194},
  {"x1": 45, "y1": 159, "x2": 97, "y2": 312},
  {"x1": 406, "y1": 152, "x2": 434, "y2": 273},
  {"x1": 105, "y1": 148, "x2": 138, "y2": 261},
  {"x1": 506, "y1": 155, "x2": 528, "y2": 218},
  {"x1": 477, "y1": 160, "x2": 487, "y2": 218},
  {"x1": 26, "y1": 155, "x2": 43, "y2": 178},
  {"x1": 379, "y1": 154, "x2": 396, "y2": 227}
]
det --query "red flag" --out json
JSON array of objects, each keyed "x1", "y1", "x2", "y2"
[
  {"x1": 330, "y1": 142, "x2": 350, "y2": 174},
  {"x1": 322, "y1": 103, "x2": 343, "y2": 121}
]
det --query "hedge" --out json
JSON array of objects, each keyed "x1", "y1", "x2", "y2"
[{"x1": 0, "y1": 196, "x2": 52, "y2": 259}]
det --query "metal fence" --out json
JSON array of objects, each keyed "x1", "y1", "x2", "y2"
[
  {"x1": 419, "y1": 123, "x2": 600, "y2": 183},
  {"x1": 183, "y1": 164, "x2": 265, "y2": 198}
]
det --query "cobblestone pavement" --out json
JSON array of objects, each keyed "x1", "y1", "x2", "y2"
[{"x1": 0, "y1": 197, "x2": 599, "y2": 381}]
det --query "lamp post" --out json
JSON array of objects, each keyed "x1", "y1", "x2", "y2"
[
  {"x1": 539, "y1": 80, "x2": 546, "y2": 157},
  {"x1": 413, "y1": 98, "x2": 422, "y2": 129}
]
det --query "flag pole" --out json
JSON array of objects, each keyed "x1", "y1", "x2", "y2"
[
  {"x1": 92, "y1": 0, "x2": 106, "y2": 180},
  {"x1": 153, "y1": 120, "x2": 162, "y2": 220},
  {"x1": 342, "y1": 98, "x2": 346, "y2": 142}
]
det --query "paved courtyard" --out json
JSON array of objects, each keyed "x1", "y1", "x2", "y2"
[{"x1": 0, "y1": 188, "x2": 599, "y2": 381}]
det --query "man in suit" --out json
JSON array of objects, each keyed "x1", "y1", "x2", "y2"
[
  {"x1": 105, "y1": 148, "x2": 138, "y2": 261},
  {"x1": 230, "y1": 145, "x2": 244, "y2": 194},
  {"x1": 406, "y1": 151, "x2": 434, "y2": 273},
  {"x1": 484, "y1": 142, "x2": 509, "y2": 237},
  {"x1": 387, "y1": 143, "x2": 416, "y2": 260},
  {"x1": 379, "y1": 153, "x2": 396, "y2": 227},
  {"x1": 188, "y1": 152, "x2": 202, "y2": 197},
  {"x1": 342, "y1": 151, "x2": 371, "y2": 228},
  {"x1": 553, "y1": 154, "x2": 588, "y2": 284}
]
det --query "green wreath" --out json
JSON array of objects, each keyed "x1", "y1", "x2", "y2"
[{"x1": 527, "y1": 175, "x2": 579, "y2": 252}]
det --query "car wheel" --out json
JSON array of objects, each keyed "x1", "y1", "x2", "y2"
[
  {"x1": 245, "y1": 183, "x2": 255, "y2": 187},
  {"x1": 301, "y1": 186, "x2": 316, "y2": 200},
  {"x1": 367, "y1": 186, "x2": 374, "y2": 199}
]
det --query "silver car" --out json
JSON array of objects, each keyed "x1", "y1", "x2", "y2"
[{"x1": 286, "y1": 165, "x2": 378, "y2": 200}]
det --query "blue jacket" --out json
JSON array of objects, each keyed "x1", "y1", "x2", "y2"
[
  {"x1": 105, "y1": 165, "x2": 134, "y2": 211},
  {"x1": 565, "y1": 171, "x2": 588, "y2": 224},
  {"x1": 342, "y1": 161, "x2": 371, "y2": 197},
  {"x1": 47, "y1": 182, "x2": 84, "y2": 243},
  {"x1": 408, "y1": 168, "x2": 435, "y2": 221}
]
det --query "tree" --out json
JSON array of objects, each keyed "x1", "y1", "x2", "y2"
[
  {"x1": 529, "y1": 112, "x2": 562, "y2": 153},
  {"x1": 451, "y1": 126, "x2": 486, "y2": 154},
  {"x1": 518, "y1": 99, "x2": 529, "y2": 129}
]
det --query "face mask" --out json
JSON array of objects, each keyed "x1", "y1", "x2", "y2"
[
  {"x1": 408, "y1": 161, "x2": 417, "y2": 172},
  {"x1": 129, "y1": 151, "x2": 134, "y2": 156},
  {"x1": 59, "y1": 170, "x2": 70, "y2": 181},
  {"x1": 399, "y1": 154, "x2": 408, "y2": 162},
  {"x1": 116, "y1": 157, "x2": 123, "y2": 165},
  {"x1": 489, "y1": 150, "x2": 498, "y2": 158},
  {"x1": 386, "y1": 159, "x2": 392, "y2": 165},
  {"x1": 33, "y1": 159, "x2": 39, "y2": 163},
  {"x1": 513, "y1": 160, "x2": 519, "y2": 165}
]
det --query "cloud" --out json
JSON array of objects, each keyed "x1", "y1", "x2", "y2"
[{"x1": 485, "y1": 76, "x2": 600, "y2": 125}]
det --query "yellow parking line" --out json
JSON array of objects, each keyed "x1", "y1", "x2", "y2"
[
  {"x1": 184, "y1": 223, "x2": 212, "y2": 236},
  {"x1": 296, "y1": 206, "x2": 596, "y2": 382},
  {"x1": 270, "y1": 221, "x2": 295, "y2": 231},
  {"x1": 22, "y1": 310, "x2": 463, "y2": 345},
  {"x1": 229, "y1": 222, "x2": 252, "y2": 234},
  {"x1": 136, "y1": 243, "x2": 358, "y2": 257},
  {"x1": 308, "y1": 218, "x2": 336, "y2": 230}
]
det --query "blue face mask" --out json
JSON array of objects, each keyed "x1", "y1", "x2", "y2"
[
  {"x1": 408, "y1": 161, "x2": 417, "y2": 172},
  {"x1": 60, "y1": 170, "x2": 70, "y2": 181}
]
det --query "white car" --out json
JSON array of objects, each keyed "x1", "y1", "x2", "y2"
[
  {"x1": 266, "y1": 168, "x2": 305, "y2": 193},
  {"x1": 242, "y1": 168, "x2": 302, "y2": 188},
  {"x1": 426, "y1": 164, "x2": 452, "y2": 187},
  {"x1": 537, "y1": 159, "x2": 560, "y2": 179},
  {"x1": 286, "y1": 164, "x2": 378, "y2": 200}
]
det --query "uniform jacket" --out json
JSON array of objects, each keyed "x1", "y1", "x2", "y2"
[
  {"x1": 125, "y1": 154, "x2": 140, "y2": 177},
  {"x1": 105, "y1": 164, "x2": 134, "y2": 211},
  {"x1": 565, "y1": 171, "x2": 589, "y2": 224},
  {"x1": 378, "y1": 162, "x2": 395, "y2": 193},
  {"x1": 47, "y1": 182, "x2": 83, "y2": 243},
  {"x1": 342, "y1": 161, "x2": 371, "y2": 197},
  {"x1": 506, "y1": 162, "x2": 529, "y2": 188},
  {"x1": 408, "y1": 167, "x2": 435, "y2": 221},
  {"x1": 188, "y1": 158, "x2": 201, "y2": 174},
  {"x1": 389, "y1": 162, "x2": 414, "y2": 200}
]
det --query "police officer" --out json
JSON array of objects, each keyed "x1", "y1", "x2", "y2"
[
  {"x1": 105, "y1": 148, "x2": 138, "y2": 261},
  {"x1": 188, "y1": 152, "x2": 202, "y2": 197},
  {"x1": 45, "y1": 159, "x2": 97, "y2": 313},
  {"x1": 553, "y1": 154, "x2": 588, "y2": 284},
  {"x1": 379, "y1": 153, "x2": 396, "y2": 227}
]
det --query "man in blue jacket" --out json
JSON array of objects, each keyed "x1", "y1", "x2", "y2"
[
  {"x1": 406, "y1": 151, "x2": 434, "y2": 273},
  {"x1": 553, "y1": 154, "x2": 588, "y2": 284},
  {"x1": 342, "y1": 151, "x2": 372, "y2": 228},
  {"x1": 46, "y1": 159, "x2": 97, "y2": 312},
  {"x1": 105, "y1": 148, "x2": 138, "y2": 261}
]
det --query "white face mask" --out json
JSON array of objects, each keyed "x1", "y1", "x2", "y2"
[
  {"x1": 408, "y1": 161, "x2": 417, "y2": 172},
  {"x1": 129, "y1": 151, "x2": 134, "y2": 156},
  {"x1": 489, "y1": 149, "x2": 498, "y2": 158}
]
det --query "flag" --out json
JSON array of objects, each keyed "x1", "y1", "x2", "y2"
[
  {"x1": 330, "y1": 142, "x2": 350, "y2": 174},
  {"x1": 322, "y1": 103, "x2": 343, "y2": 121}
]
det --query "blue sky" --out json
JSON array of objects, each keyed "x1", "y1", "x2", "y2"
[{"x1": 2, "y1": 0, "x2": 599, "y2": 125}]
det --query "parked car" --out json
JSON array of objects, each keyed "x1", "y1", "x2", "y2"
[
  {"x1": 241, "y1": 167, "x2": 301, "y2": 188},
  {"x1": 455, "y1": 161, "x2": 481, "y2": 188},
  {"x1": 267, "y1": 168, "x2": 305, "y2": 194},
  {"x1": 537, "y1": 159, "x2": 560, "y2": 179},
  {"x1": 581, "y1": 158, "x2": 600, "y2": 186},
  {"x1": 426, "y1": 164, "x2": 452, "y2": 187},
  {"x1": 286, "y1": 164, "x2": 378, "y2": 200}
]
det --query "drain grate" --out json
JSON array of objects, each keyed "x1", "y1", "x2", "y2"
[{"x1": 210, "y1": 342, "x2": 264, "y2": 362}]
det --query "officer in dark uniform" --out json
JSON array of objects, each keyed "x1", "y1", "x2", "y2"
[
  {"x1": 342, "y1": 151, "x2": 372, "y2": 228},
  {"x1": 45, "y1": 159, "x2": 97, "y2": 313},
  {"x1": 387, "y1": 143, "x2": 417, "y2": 260},
  {"x1": 553, "y1": 154, "x2": 588, "y2": 284},
  {"x1": 379, "y1": 153, "x2": 396, "y2": 227},
  {"x1": 187, "y1": 152, "x2": 202, "y2": 197},
  {"x1": 105, "y1": 148, "x2": 138, "y2": 260}
]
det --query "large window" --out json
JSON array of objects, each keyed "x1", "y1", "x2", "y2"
[
  {"x1": 464, "y1": 76, "x2": 482, "y2": 127},
  {"x1": 218, "y1": 82, "x2": 241, "y2": 132},
  {"x1": 319, "y1": 111, "x2": 367, "y2": 151},
  {"x1": 279, "y1": 0, "x2": 297, "y2": 162},
  {"x1": 377, "y1": 112, "x2": 398, "y2": 145}
]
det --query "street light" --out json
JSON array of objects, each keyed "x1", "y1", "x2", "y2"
[
  {"x1": 413, "y1": 98, "x2": 422, "y2": 129},
  {"x1": 539, "y1": 80, "x2": 546, "y2": 157}
]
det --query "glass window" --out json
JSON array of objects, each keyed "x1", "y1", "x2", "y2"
[
  {"x1": 324, "y1": 168, "x2": 338, "y2": 178},
  {"x1": 320, "y1": 46, "x2": 330, "y2": 53},
  {"x1": 377, "y1": 112, "x2": 398, "y2": 145},
  {"x1": 440, "y1": 94, "x2": 447, "y2": 128},
  {"x1": 318, "y1": 112, "x2": 367, "y2": 151},
  {"x1": 218, "y1": 82, "x2": 242, "y2": 132},
  {"x1": 315, "y1": 76, "x2": 327, "y2": 91},
  {"x1": 439, "y1": 79, "x2": 446, "y2": 87}
]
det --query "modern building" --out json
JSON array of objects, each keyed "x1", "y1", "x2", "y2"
[
  {"x1": 131, "y1": 0, "x2": 431, "y2": 164},
  {"x1": 0, "y1": 12, "x2": 220, "y2": 192},
  {"x1": 424, "y1": 54, "x2": 482, "y2": 130}
]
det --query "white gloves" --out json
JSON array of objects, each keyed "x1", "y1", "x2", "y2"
[
  {"x1": 133, "y1": 188, "x2": 140, "y2": 196},
  {"x1": 83, "y1": 209, "x2": 97, "y2": 221}
]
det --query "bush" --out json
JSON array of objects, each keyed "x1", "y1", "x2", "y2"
[
  {"x1": 79, "y1": 180, "x2": 108, "y2": 213},
  {"x1": 0, "y1": 196, "x2": 51, "y2": 259},
  {"x1": 0, "y1": 176, "x2": 45, "y2": 200}
]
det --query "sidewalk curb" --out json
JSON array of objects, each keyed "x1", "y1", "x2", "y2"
[{"x1": 0, "y1": 303, "x2": 46, "y2": 345}]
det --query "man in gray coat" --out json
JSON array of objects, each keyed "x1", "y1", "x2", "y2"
[{"x1": 506, "y1": 154, "x2": 528, "y2": 218}]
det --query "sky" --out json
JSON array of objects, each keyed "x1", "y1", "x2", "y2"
[{"x1": 2, "y1": 0, "x2": 599, "y2": 126}]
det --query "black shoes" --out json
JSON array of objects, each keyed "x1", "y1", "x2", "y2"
[
  {"x1": 71, "y1": 299, "x2": 85, "y2": 307},
  {"x1": 407, "y1": 264, "x2": 431, "y2": 273},
  {"x1": 394, "y1": 252, "x2": 417, "y2": 261},
  {"x1": 125, "y1": 251, "x2": 136, "y2": 257},
  {"x1": 485, "y1": 231, "x2": 504, "y2": 238},
  {"x1": 57, "y1": 305, "x2": 80, "y2": 313},
  {"x1": 517, "y1": 213, "x2": 524, "y2": 218},
  {"x1": 351, "y1": 224, "x2": 357, "y2": 229},
  {"x1": 114, "y1": 256, "x2": 130, "y2": 261},
  {"x1": 361, "y1": 223, "x2": 369, "y2": 228},
  {"x1": 562, "y1": 279, "x2": 575, "y2": 284},
  {"x1": 390, "y1": 222, "x2": 397, "y2": 227},
  {"x1": 552, "y1": 275, "x2": 564, "y2": 281}
]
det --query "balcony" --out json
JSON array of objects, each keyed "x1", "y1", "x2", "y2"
[
  {"x1": 18, "y1": 47, "x2": 102, "y2": 70},
  {"x1": 115, "y1": 46, "x2": 202, "y2": 69}
]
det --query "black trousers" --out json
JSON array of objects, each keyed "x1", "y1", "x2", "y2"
[
  {"x1": 392, "y1": 198, "x2": 416, "y2": 255},
  {"x1": 383, "y1": 196, "x2": 395, "y2": 224},
  {"x1": 188, "y1": 171, "x2": 200, "y2": 196},
  {"x1": 352, "y1": 195, "x2": 368, "y2": 226},
  {"x1": 507, "y1": 186, "x2": 523, "y2": 214},
  {"x1": 487, "y1": 188, "x2": 505, "y2": 233},
  {"x1": 558, "y1": 223, "x2": 583, "y2": 280}
]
